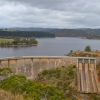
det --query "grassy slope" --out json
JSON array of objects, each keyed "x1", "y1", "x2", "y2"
[
  {"x1": 36, "y1": 65, "x2": 78, "y2": 100},
  {"x1": 0, "y1": 75, "x2": 64, "y2": 100},
  {"x1": 0, "y1": 89, "x2": 32, "y2": 100},
  {"x1": 0, "y1": 38, "x2": 13, "y2": 43},
  {"x1": 36, "y1": 65, "x2": 100, "y2": 100},
  {"x1": 0, "y1": 65, "x2": 100, "y2": 100}
]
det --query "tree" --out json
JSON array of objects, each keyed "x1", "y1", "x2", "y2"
[
  {"x1": 84, "y1": 45, "x2": 91, "y2": 52},
  {"x1": 0, "y1": 75, "x2": 64, "y2": 100},
  {"x1": 0, "y1": 42, "x2": 4, "y2": 46},
  {"x1": 0, "y1": 67, "x2": 12, "y2": 82},
  {"x1": 70, "y1": 50, "x2": 73, "y2": 53}
]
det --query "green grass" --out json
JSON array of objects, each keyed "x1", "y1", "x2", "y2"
[{"x1": 0, "y1": 38, "x2": 14, "y2": 43}]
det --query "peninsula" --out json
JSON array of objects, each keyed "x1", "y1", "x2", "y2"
[
  {"x1": 0, "y1": 37, "x2": 38, "y2": 47},
  {"x1": 67, "y1": 45, "x2": 100, "y2": 57}
]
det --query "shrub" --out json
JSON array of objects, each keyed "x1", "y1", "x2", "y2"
[
  {"x1": 84, "y1": 45, "x2": 91, "y2": 52},
  {"x1": 68, "y1": 68, "x2": 74, "y2": 77},
  {"x1": 62, "y1": 66, "x2": 65, "y2": 68},
  {"x1": 42, "y1": 70, "x2": 48, "y2": 75},
  {"x1": 73, "y1": 65, "x2": 76, "y2": 68},
  {"x1": 0, "y1": 75, "x2": 64, "y2": 100}
]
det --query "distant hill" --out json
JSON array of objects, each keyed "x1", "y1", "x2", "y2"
[
  {"x1": 0, "y1": 30, "x2": 55, "y2": 38},
  {"x1": 1, "y1": 27, "x2": 100, "y2": 39},
  {"x1": 49, "y1": 28, "x2": 100, "y2": 39},
  {"x1": 49, "y1": 29, "x2": 91, "y2": 37},
  {"x1": 5, "y1": 27, "x2": 53, "y2": 32},
  {"x1": 85, "y1": 29, "x2": 100, "y2": 35}
]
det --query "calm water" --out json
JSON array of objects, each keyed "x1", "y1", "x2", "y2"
[{"x1": 0, "y1": 37, "x2": 100, "y2": 58}]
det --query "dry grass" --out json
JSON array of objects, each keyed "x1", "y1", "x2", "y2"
[{"x1": 0, "y1": 89, "x2": 32, "y2": 100}]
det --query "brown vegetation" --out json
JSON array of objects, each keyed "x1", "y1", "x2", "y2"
[
  {"x1": 67, "y1": 51, "x2": 100, "y2": 57},
  {"x1": 0, "y1": 89, "x2": 30, "y2": 100}
]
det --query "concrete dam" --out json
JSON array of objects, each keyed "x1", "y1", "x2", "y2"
[
  {"x1": 0, "y1": 56, "x2": 100, "y2": 93},
  {"x1": 0, "y1": 56, "x2": 77, "y2": 79},
  {"x1": 77, "y1": 58, "x2": 99, "y2": 93}
]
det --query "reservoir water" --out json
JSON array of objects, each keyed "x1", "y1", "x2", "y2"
[{"x1": 0, "y1": 37, "x2": 100, "y2": 58}]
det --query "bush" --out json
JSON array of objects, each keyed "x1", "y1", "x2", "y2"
[
  {"x1": 84, "y1": 45, "x2": 91, "y2": 52},
  {"x1": 0, "y1": 75, "x2": 64, "y2": 100},
  {"x1": 70, "y1": 50, "x2": 73, "y2": 53},
  {"x1": 68, "y1": 68, "x2": 74, "y2": 77},
  {"x1": 73, "y1": 65, "x2": 76, "y2": 68},
  {"x1": 0, "y1": 67, "x2": 12, "y2": 81},
  {"x1": 42, "y1": 70, "x2": 48, "y2": 75},
  {"x1": 62, "y1": 66, "x2": 65, "y2": 68}
]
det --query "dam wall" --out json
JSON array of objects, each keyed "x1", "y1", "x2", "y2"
[
  {"x1": 0, "y1": 56, "x2": 77, "y2": 79},
  {"x1": 96, "y1": 57, "x2": 100, "y2": 65},
  {"x1": 1, "y1": 56, "x2": 100, "y2": 93}
]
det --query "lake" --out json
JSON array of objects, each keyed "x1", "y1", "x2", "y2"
[{"x1": 0, "y1": 37, "x2": 100, "y2": 58}]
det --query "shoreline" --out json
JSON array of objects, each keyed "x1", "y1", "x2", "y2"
[
  {"x1": 0, "y1": 44, "x2": 38, "y2": 47},
  {"x1": 55, "y1": 37, "x2": 100, "y2": 40}
]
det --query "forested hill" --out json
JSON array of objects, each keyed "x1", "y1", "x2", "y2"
[
  {"x1": 0, "y1": 31, "x2": 55, "y2": 37},
  {"x1": 49, "y1": 29, "x2": 91, "y2": 37},
  {"x1": 5, "y1": 27, "x2": 100, "y2": 39},
  {"x1": 49, "y1": 29, "x2": 100, "y2": 39},
  {"x1": 1, "y1": 28, "x2": 100, "y2": 39},
  {"x1": 85, "y1": 29, "x2": 100, "y2": 35}
]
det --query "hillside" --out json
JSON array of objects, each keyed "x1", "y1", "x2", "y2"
[
  {"x1": 3, "y1": 27, "x2": 100, "y2": 39},
  {"x1": 36, "y1": 65, "x2": 77, "y2": 99},
  {"x1": 0, "y1": 67, "x2": 64, "y2": 100},
  {"x1": 49, "y1": 29, "x2": 92, "y2": 37},
  {"x1": 36, "y1": 65, "x2": 100, "y2": 100},
  {"x1": 48, "y1": 29, "x2": 100, "y2": 39},
  {"x1": 0, "y1": 30, "x2": 55, "y2": 38},
  {"x1": 67, "y1": 51, "x2": 100, "y2": 57},
  {"x1": 0, "y1": 89, "x2": 28, "y2": 100},
  {"x1": 83, "y1": 28, "x2": 100, "y2": 36},
  {"x1": 66, "y1": 45, "x2": 100, "y2": 57},
  {"x1": 0, "y1": 66, "x2": 100, "y2": 100}
]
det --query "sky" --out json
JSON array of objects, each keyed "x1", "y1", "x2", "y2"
[{"x1": 0, "y1": 0, "x2": 100, "y2": 28}]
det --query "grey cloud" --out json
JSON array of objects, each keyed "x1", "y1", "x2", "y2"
[
  {"x1": 0, "y1": 0, "x2": 100, "y2": 28},
  {"x1": 3, "y1": 0, "x2": 100, "y2": 13}
]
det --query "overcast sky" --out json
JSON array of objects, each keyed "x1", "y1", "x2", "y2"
[{"x1": 0, "y1": 0, "x2": 100, "y2": 28}]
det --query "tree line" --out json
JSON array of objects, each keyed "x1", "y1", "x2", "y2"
[
  {"x1": 0, "y1": 38, "x2": 38, "y2": 46},
  {"x1": 0, "y1": 31, "x2": 55, "y2": 37},
  {"x1": 12, "y1": 38, "x2": 38, "y2": 45}
]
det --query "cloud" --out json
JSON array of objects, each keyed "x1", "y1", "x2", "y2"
[{"x1": 0, "y1": 0, "x2": 100, "y2": 28}]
